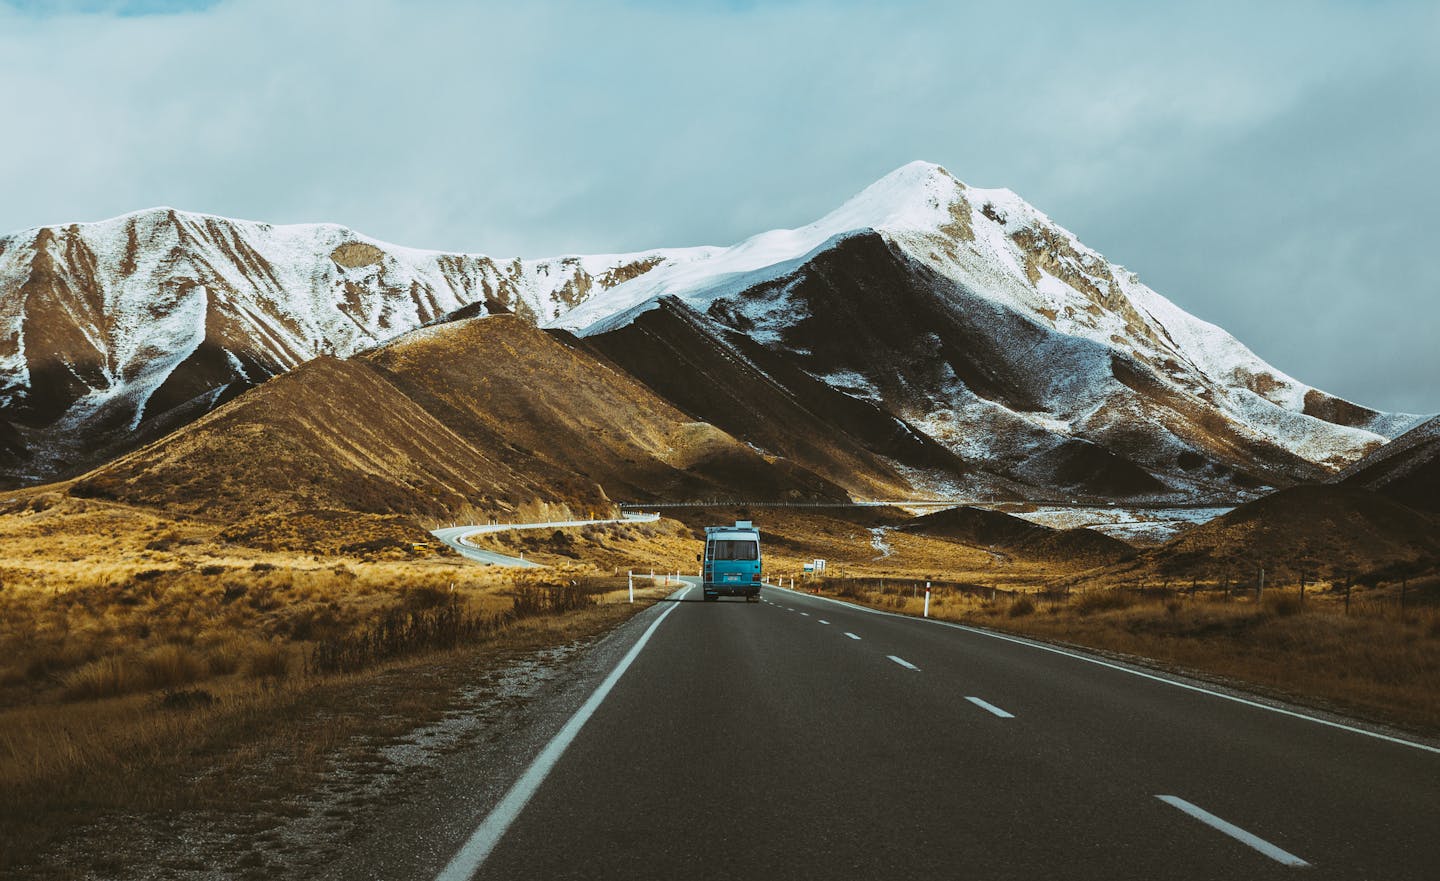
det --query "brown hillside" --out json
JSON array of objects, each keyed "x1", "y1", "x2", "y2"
[
  {"x1": 582, "y1": 297, "x2": 933, "y2": 499},
  {"x1": 901, "y1": 504, "x2": 1133, "y2": 566},
  {"x1": 1020, "y1": 528, "x2": 1135, "y2": 566},
  {"x1": 1130, "y1": 485, "x2": 1440, "y2": 583},
  {"x1": 903, "y1": 505, "x2": 1049, "y2": 546},
  {"x1": 68, "y1": 315, "x2": 848, "y2": 528},
  {"x1": 1335, "y1": 415, "x2": 1440, "y2": 513},
  {"x1": 71, "y1": 355, "x2": 555, "y2": 520},
  {"x1": 361, "y1": 314, "x2": 848, "y2": 504}
]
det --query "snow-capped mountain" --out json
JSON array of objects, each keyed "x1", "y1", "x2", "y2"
[
  {"x1": 555, "y1": 162, "x2": 1421, "y2": 497},
  {"x1": 0, "y1": 207, "x2": 704, "y2": 483},
  {"x1": 0, "y1": 162, "x2": 1421, "y2": 497}
]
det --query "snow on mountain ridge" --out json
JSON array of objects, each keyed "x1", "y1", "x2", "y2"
[
  {"x1": 0, "y1": 165, "x2": 1420, "y2": 494},
  {"x1": 0, "y1": 206, "x2": 701, "y2": 483},
  {"x1": 551, "y1": 161, "x2": 1416, "y2": 491}
]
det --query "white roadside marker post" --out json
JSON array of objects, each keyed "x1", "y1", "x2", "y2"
[
  {"x1": 924, "y1": 582, "x2": 931, "y2": 618},
  {"x1": 628, "y1": 570, "x2": 634, "y2": 604}
]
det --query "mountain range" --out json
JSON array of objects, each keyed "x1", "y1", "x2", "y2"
[{"x1": 0, "y1": 161, "x2": 1426, "y2": 506}]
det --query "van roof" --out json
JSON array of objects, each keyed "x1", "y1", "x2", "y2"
[{"x1": 705, "y1": 524, "x2": 759, "y2": 536}]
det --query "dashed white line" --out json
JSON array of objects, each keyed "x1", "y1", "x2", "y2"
[
  {"x1": 887, "y1": 655, "x2": 920, "y2": 671},
  {"x1": 965, "y1": 696, "x2": 1014, "y2": 718},
  {"x1": 818, "y1": 619, "x2": 830, "y2": 625},
  {"x1": 799, "y1": 612, "x2": 810, "y2": 617},
  {"x1": 433, "y1": 587, "x2": 690, "y2": 881},
  {"x1": 764, "y1": 583, "x2": 1440, "y2": 757},
  {"x1": 1157, "y1": 796, "x2": 1310, "y2": 868},
  {"x1": 844, "y1": 632, "x2": 861, "y2": 640}
]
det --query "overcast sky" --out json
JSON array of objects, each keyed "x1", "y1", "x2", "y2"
[{"x1": 2, "y1": 0, "x2": 1435, "y2": 413}]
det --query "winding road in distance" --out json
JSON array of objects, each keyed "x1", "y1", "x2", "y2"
[
  {"x1": 334, "y1": 579, "x2": 1440, "y2": 880},
  {"x1": 431, "y1": 512, "x2": 661, "y2": 567}
]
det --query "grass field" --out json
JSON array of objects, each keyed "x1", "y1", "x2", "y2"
[{"x1": 0, "y1": 493, "x2": 682, "y2": 875}]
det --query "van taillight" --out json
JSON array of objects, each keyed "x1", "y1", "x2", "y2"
[{"x1": 752, "y1": 573, "x2": 761, "y2": 582}]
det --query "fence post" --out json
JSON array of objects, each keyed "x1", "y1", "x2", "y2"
[
  {"x1": 1345, "y1": 575, "x2": 1352, "y2": 615},
  {"x1": 1257, "y1": 566, "x2": 1264, "y2": 602}
]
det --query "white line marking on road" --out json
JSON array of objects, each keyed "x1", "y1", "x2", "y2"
[
  {"x1": 844, "y1": 632, "x2": 861, "y2": 640},
  {"x1": 1156, "y1": 796, "x2": 1309, "y2": 868},
  {"x1": 799, "y1": 612, "x2": 810, "y2": 616},
  {"x1": 965, "y1": 696, "x2": 1014, "y2": 718},
  {"x1": 818, "y1": 619, "x2": 830, "y2": 625},
  {"x1": 434, "y1": 586, "x2": 691, "y2": 881},
  {"x1": 765, "y1": 585, "x2": 1440, "y2": 755},
  {"x1": 888, "y1": 655, "x2": 919, "y2": 671}
]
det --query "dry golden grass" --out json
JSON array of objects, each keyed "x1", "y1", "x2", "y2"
[
  {"x1": 0, "y1": 597, "x2": 665, "y2": 875},
  {"x1": 0, "y1": 491, "x2": 680, "y2": 874}
]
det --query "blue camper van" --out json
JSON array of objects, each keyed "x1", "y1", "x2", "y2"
[{"x1": 701, "y1": 520, "x2": 762, "y2": 602}]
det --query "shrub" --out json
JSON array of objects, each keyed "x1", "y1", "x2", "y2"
[
  {"x1": 1073, "y1": 589, "x2": 1136, "y2": 616},
  {"x1": 204, "y1": 638, "x2": 250, "y2": 676},
  {"x1": 141, "y1": 644, "x2": 207, "y2": 689},
  {"x1": 158, "y1": 688, "x2": 215, "y2": 711},
  {"x1": 244, "y1": 643, "x2": 291, "y2": 679},
  {"x1": 1263, "y1": 592, "x2": 1303, "y2": 618},
  {"x1": 306, "y1": 599, "x2": 499, "y2": 675},
  {"x1": 1008, "y1": 595, "x2": 1036, "y2": 618},
  {"x1": 62, "y1": 656, "x2": 137, "y2": 701}
]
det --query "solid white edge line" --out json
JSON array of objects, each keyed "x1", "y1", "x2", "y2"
[
  {"x1": 965, "y1": 696, "x2": 1014, "y2": 718},
  {"x1": 888, "y1": 655, "x2": 920, "y2": 671},
  {"x1": 843, "y1": 632, "x2": 862, "y2": 640},
  {"x1": 434, "y1": 586, "x2": 691, "y2": 881},
  {"x1": 1157, "y1": 795, "x2": 1310, "y2": 868},
  {"x1": 767, "y1": 586, "x2": 1440, "y2": 756}
]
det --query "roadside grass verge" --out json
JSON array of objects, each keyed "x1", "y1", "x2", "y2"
[
  {"x1": 0, "y1": 560, "x2": 672, "y2": 876},
  {"x1": 807, "y1": 576, "x2": 1440, "y2": 734}
]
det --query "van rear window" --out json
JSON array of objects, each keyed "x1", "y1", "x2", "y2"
[{"x1": 711, "y1": 540, "x2": 759, "y2": 561}]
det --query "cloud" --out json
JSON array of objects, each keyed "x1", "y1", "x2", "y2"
[{"x1": 1, "y1": 0, "x2": 1435, "y2": 412}]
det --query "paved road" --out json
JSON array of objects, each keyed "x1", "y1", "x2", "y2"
[
  {"x1": 421, "y1": 581, "x2": 1439, "y2": 880},
  {"x1": 432, "y1": 513, "x2": 661, "y2": 567}
]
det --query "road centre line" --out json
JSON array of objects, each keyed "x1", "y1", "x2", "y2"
[
  {"x1": 434, "y1": 586, "x2": 691, "y2": 881},
  {"x1": 888, "y1": 655, "x2": 920, "y2": 671},
  {"x1": 966, "y1": 696, "x2": 1014, "y2": 718},
  {"x1": 799, "y1": 612, "x2": 810, "y2": 616},
  {"x1": 765, "y1": 586, "x2": 1440, "y2": 756},
  {"x1": 1156, "y1": 795, "x2": 1309, "y2": 868},
  {"x1": 818, "y1": 619, "x2": 830, "y2": 625},
  {"x1": 844, "y1": 632, "x2": 862, "y2": 640}
]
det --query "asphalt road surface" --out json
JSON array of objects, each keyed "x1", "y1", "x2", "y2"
[{"x1": 413, "y1": 581, "x2": 1440, "y2": 880}]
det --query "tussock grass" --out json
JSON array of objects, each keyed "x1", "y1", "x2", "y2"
[{"x1": 0, "y1": 498, "x2": 670, "y2": 876}]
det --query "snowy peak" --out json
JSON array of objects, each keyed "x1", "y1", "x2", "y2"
[
  {"x1": 810, "y1": 160, "x2": 965, "y2": 234},
  {"x1": 0, "y1": 163, "x2": 1422, "y2": 500},
  {"x1": 0, "y1": 208, "x2": 689, "y2": 484},
  {"x1": 551, "y1": 161, "x2": 1419, "y2": 497}
]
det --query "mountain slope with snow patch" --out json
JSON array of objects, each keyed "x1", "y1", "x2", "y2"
[{"x1": 556, "y1": 162, "x2": 1421, "y2": 496}]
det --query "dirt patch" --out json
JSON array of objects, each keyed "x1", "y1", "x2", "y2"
[{"x1": 329, "y1": 242, "x2": 385, "y2": 268}]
